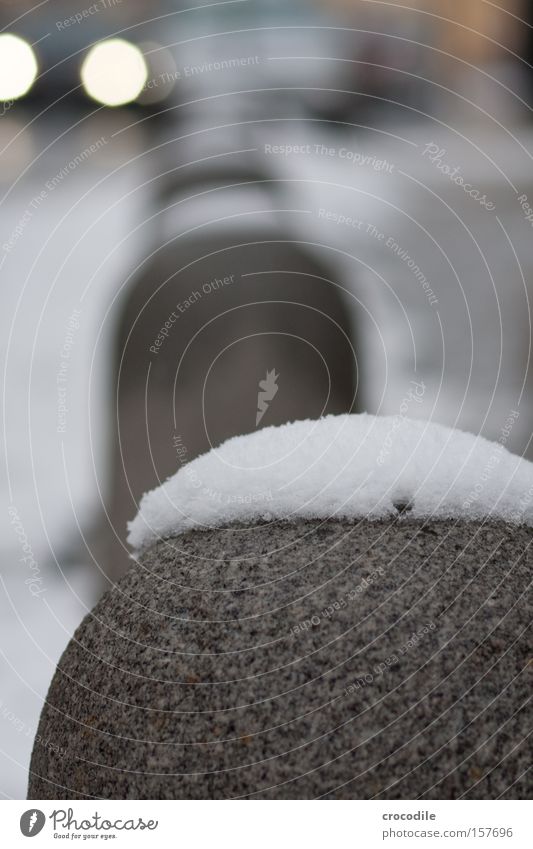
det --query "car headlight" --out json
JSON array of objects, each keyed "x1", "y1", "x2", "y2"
[
  {"x1": 81, "y1": 38, "x2": 148, "y2": 107},
  {"x1": 0, "y1": 34, "x2": 38, "y2": 100}
]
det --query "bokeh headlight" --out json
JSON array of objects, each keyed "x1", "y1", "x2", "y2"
[
  {"x1": 0, "y1": 34, "x2": 38, "y2": 100},
  {"x1": 137, "y1": 42, "x2": 178, "y2": 105},
  {"x1": 81, "y1": 39, "x2": 148, "y2": 107}
]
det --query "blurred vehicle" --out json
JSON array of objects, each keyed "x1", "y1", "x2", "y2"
[{"x1": 0, "y1": 0, "x2": 178, "y2": 111}]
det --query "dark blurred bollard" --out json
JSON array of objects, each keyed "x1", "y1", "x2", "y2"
[
  {"x1": 97, "y1": 166, "x2": 358, "y2": 578},
  {"x1": 29, "y1": 517, "x2": 531, "y2": 799}
]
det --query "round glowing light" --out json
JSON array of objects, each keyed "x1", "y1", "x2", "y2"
[
  {"x1": 0, "y1": 34, "x2": 38, "y2": 100},
  {"x1": 81, "y1": 39, "x2": 148, "y2": 107}
]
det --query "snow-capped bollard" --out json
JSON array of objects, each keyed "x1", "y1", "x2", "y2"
[{"x1": 29, "y1": 416, "x2": 532, "y2": 799}]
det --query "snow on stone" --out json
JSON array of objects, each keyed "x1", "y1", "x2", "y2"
[{"x1": 127, "y1": 413, "x2": 533, "y2": 554}]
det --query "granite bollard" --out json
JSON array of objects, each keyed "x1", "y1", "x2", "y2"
[
  {"x1": 29, "y1": 416, "x2": 532, "y2": 799},
  {"x1": 28, "y1": 518, "x2": 531, "y2": 799}
]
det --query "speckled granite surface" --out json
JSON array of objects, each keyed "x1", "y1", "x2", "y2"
[{"x1": 28, "y1": 519, "x2": 532, "y2": 799}]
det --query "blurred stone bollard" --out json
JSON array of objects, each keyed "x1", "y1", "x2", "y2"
[{"x1": 96, "y1": 161, "x2": 359, "y2": 579}]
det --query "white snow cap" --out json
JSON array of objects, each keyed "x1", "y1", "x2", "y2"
[{"x1": 127, "y1": 413, "x2": 533, "y2": 555}]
